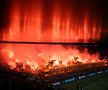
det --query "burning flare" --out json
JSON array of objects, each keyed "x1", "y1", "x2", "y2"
[{"x1": 0, "y1": 44, "x2": 103, "y2": 72}]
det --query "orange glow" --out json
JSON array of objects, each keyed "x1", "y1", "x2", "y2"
[
  {"x1": 0, "y1": 1, "x2": 103, "y2": 73},
  {"x1": 0, "y1": 44, "x2": 104, "y2": 72}
]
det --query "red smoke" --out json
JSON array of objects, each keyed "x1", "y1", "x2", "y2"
[{"x1": 1, "y1": 0, "x2": 101, "y2": 43}]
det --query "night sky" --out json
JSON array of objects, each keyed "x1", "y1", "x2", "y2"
[{"x1": 0, "y1": 0, "x2": 108, "y2": 43}]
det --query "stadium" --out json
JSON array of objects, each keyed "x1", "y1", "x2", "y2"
[{"x1": 0, "y1": 0, "x2": 108, "y2": 90}]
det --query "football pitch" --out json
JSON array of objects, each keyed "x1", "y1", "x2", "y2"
[{"x1": 59, "y1": 73, "x2": 108, "y2": 90}]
